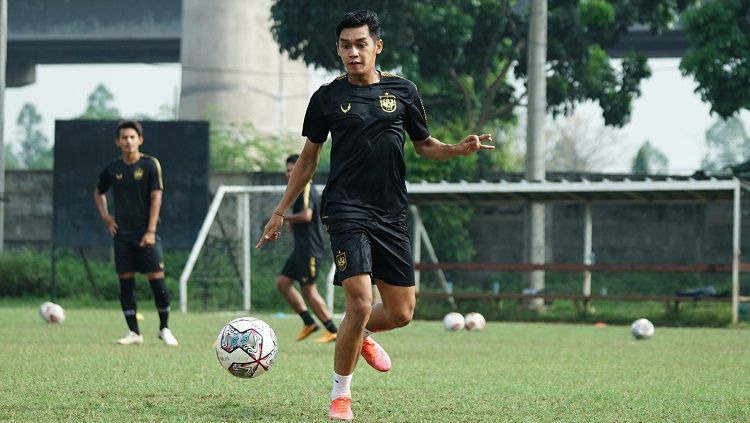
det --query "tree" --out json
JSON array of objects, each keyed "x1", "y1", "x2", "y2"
[
  {"x1": 15, "y1": 103, "x2": 53, "y2": 169},
  {"x1": 680, "y1": 0, "x2": 750, "y2": 118},
  {"x1": 206, "y1": 109, "x2": 299, "y2": 172},
  {"x1": 544, "y1": 109, "x2": 625, "y2": 172},
  {"x1": 4, "y1": 144, "x2": 22, "y2": 170},
  {"x1": 700, "y1": 116, "x2": 750, "y2": 174},
  {"x1": 79, "y1": 83, "x2": 120, "y2": 119},
  {"x1": 631, "y1": 140, "x2": 668, "y2": 174}
]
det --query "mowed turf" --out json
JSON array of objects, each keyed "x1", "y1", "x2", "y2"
[{"x1": 0, "y1": 305, "x2": 748, "y2": 422}]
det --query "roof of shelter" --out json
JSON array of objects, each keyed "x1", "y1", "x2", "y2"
[{"x1": 406, "y1": 175, "x2": 750, "y2": 205}]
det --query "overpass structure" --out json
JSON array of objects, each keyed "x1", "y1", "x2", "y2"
[{"x1": 6, "y1": 0, "x2": 689, "y2": 87}]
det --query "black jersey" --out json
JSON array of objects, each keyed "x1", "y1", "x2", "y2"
[
  {"x1": 291, "y1": 182, "x2": 324, "y2": 258},
  {"x1": 302, "y1": 72, "x2": 430, "y2": 224},
  {"x1": 97, "y1": 154, "x2": 163, "y2": 236}
]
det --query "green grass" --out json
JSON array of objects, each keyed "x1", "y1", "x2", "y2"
[{"x1": 1, "y1": 305, "x2": 748, "y2": 422}]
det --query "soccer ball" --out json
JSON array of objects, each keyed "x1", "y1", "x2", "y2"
[
  {"x1": 216, "y1": 317, "x2": 279, "y2": 378},
  {"x1": 631, "y1": 318, "x2": 655, "y2": 340},
  {"x1": 443, "y1": 312, "x2": 465, "y2": 331},
  {"x1": 464, "y1": 312, "x2": 486, "y2": 331},
  {"x1": 40, "y1": 302, "x2": 65, "y2": 323}
]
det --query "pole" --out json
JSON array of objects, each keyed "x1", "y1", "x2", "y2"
[
  {"x1": 242, "y1": 193, "x2": 251, "y2": 312},
  {"x1": 524, "y1": 0, "x2": 548, "y2": 305},
  {"x1": 583, "y1": 203, "x2": 592, "y2": 297},
  {"x1": 731, "y1": 181, "x2": 740, "y2": 324},
  {"x1": 0, "y1": 0, "x2": 8, "y2": 252}
]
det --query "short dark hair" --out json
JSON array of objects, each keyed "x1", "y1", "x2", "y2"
[
  {"x1": 286, "y1": 154, "x2": 300, "y2": 164},
  {"x1": 116, "y1": 120, "x2": 143, "y2": 138},
  {"x1": 336, "y1": 10, "x2": 381, "y2": 40}
]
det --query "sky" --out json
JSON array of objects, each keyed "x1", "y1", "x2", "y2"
[{"x1": 3, "y1": 58, "x2": 749, "y2": 175}]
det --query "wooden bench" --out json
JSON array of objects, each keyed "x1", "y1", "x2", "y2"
[{"x1": 415, "y1": 291, "x2": 750, "y2": 314}]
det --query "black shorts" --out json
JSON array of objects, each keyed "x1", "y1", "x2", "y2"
[
  {"x1": 280, "y1": 253, "x2": 320, "y2": 285},
  {"x1": 326, "y1": 220, "x2": 414, "y2": 287},
  {"x1": 113, "y1": 235, "x2": 165, "y2": 274}
]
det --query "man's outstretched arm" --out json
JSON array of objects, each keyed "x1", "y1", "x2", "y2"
[{"x1": 412, "y1": 134, "x2": 494, "y2": 160}]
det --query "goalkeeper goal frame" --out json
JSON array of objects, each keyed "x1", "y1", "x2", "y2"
[{"x1": 178, "y1": 185, "x2": 336, "y2": 313}]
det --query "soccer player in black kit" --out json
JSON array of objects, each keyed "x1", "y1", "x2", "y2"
[
  {"x1": 277, "y1": 154, "x2": 338, "y2": 343},
  {"x1": 256, "y1": 10, "x2": 493, "y2": 420},
  {"x1": 94, "y1": 121, "x2": 178, "y2": 347}
]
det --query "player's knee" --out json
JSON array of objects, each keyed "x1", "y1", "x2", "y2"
[
  {"x1": 276, "y1": 277, "x2": 291, "y2": 291},
  {"x1": 389, "y1": 307, "x2": 413, "y2": 328},
  {"x1": 300, "y1": 284, "x2": 317, "y2": 298},
  {"x1": 345, "y1": 298, "x2": 372, "y2": 321}
]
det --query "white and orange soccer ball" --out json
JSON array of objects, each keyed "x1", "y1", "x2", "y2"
[
  {"x1": 464, "y1": 312, "x2": 486, "y2": 331},
  {"x1": 443, "y1": 312, "x2": 465, "y2": 331},
  {"x1": 39, "y1": 302, "x2": 65, "y2": 323},
  {"x1": 216, "y1": 317, "x2": 279, "y2": 378}
]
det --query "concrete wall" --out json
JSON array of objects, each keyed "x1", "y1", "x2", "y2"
[{"x1": 4, "y1": 170, "x2": 749, "y2": 268}]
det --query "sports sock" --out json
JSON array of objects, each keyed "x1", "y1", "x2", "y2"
[
  {"x1": 322, "y1": 319, "x2": 338, "y2": 333},
  {"x1": 119, "y1": 277, "x2": 139, "y2": 334},
  {"x1": 149, "y1": 278, "x2": 170, "y2": 330},
  {"x1": 299, "y1": 310, "x2": 316, "y2": 326},
  {"x1": 331, "y1": 372, "x2": 352, "y2": 400}
]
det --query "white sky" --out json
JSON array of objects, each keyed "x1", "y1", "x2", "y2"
[{"x1": 3, "y1": 58, "x2": 748, "y2": 174}]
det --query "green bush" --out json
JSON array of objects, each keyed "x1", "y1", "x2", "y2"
[{"x1": 0, "y1": 249, "x2": 52, "y2": 297}]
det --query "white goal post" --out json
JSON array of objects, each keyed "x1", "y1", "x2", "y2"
[{"x1": 178, "y1": 184, "x2": 336, "y2": 313}]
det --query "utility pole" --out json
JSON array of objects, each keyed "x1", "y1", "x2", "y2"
[
  {"x1": 0, "y1": 0, "x2": 8, "y2": 252},
  {"x1": 524, "y1": 0, "x2": 547, "y2": 305}
]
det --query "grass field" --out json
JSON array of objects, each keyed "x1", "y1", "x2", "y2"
[{"x1": 1, "y1": 304, "x2": 748, "y2": 422}]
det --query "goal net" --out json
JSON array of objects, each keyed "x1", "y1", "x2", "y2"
[{"x1": 178, "y1": 185, "x2": 336, "y2": 313}]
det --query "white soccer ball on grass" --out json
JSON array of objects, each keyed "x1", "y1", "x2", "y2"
[
  {"x1": 443, "y1": 312, "x2": 465, "y2": 331},
  {"x1": 631, "y1": 318, "x2": 655, "y2": 340},
  {"x1": 40, "y1": 302, "x2": 65, "y2": 323},
  {"x1": 464, "y1": 312, "x2": 486, "y2": 331},
  {"x1": 216, "y1": 317, "x2": 279, "y2": 378}
]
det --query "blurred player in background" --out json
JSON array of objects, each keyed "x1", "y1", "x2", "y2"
[
  {"x1": 94, "y1": 120, "x2": 178, "y2": 347},
  {"x1": 276, "y1": 154, "x2": 338, "y2": 343},
  {"x1": 256, "y1": 10, "x2": 493, "y2": 420}
]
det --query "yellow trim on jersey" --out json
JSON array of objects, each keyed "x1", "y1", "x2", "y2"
[
  {"x1": 381, "y1": 71, "x2": 407, "y2": 80},
  {"x1": 302, "y1": 182, "x2": 311, "y2": 209},
  {"x1": 146, "y1": 155, "x2": 164, "y2": 189}
]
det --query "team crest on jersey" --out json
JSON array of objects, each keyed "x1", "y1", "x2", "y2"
[
  {"x1": 335, "y1": 251, "x2": 347, "y2": 271},
  {"x1": 115, "y1": 173, "x2": 124, "y2": 180},
  {"x1": 340, "y1": 103, "x2": 351, "y2": 113},
  {"x1": 379, "y1": 93, "x2": 397, "y2": 113},
  {"x1": 133, "y1": 167, "x2": 144, "y2": 180}
]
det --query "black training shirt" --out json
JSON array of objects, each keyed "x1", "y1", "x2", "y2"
[
  {"x1": 97, "y1": 154, "x2": 163, "y2": 236},
  {"x1": 290, "y1": 182, "x2": 324, "y2": 258},
  {"x1": 302, "y1": 72, "x2": 430, "y2": 224}
]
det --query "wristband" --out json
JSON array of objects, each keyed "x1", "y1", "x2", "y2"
[
  {"x1": 273, "y1": 210, "x2": 284, "y2": 218},
  {"x1": 145, "y1": 230, "x2": 156, "y2": 234}
]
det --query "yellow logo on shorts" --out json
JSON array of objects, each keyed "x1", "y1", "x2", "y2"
[
  {"x1": 335, "y1": 251, "x2": 347, "y2": 271},
  {"x1": 133, "y1": 167, "x2": 144, "y2": 180},
  {"x1": 379, "y1": 93, "x2": 397, "y2": 113}
]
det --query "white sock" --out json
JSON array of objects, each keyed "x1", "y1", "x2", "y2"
[
  {"x1": 331, "y1": 372, "x2": 352, "y2": 400},
  {"x1": 363, "y1": 329, "x2": 373, "y2": 339}
]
